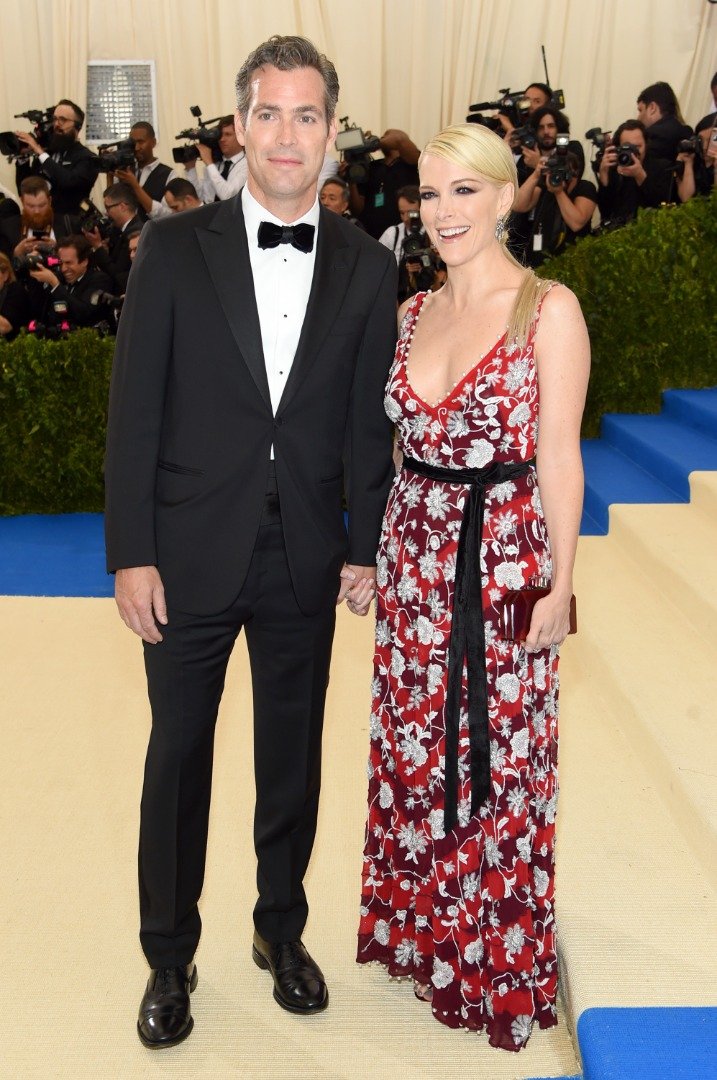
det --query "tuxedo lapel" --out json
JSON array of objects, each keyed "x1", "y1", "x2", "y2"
[
  {"x1": 278, "y1": 207, "x2": 357, "y2": 412},
  {"x1": 195, "y1": 197, "x2": 271, "y2": 410}
]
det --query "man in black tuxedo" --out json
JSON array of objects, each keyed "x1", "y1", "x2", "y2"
[
  {"x1": 105, "y1": 35, "x2": 397, "y2": 1049},
  {"x1": 27, "y1": 234, "x2": 113, "y2": 327},
  {"x1": 15, "y1": 99, "x2": 99, "y2": 216}
]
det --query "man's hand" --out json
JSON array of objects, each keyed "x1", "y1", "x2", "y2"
[
  {"x1": 115, "y1": 566, "x2": 168, "y2": 643},
  {"x1": 617, "y1": 157, "x2": 646, "y2": 184},
  {"x1": 522, "y1": 145, "x2": 543, "y2": 171},
  {"x1": 83, "y1": 226, "x2": 105, "y2": 250},
  {"x1": 598, "y1": 145, "x2": 617, "y2": 185},
  {"x1": 115, "y1": 168, "x2": 141, "y2": 191},
  {"x1": 338, "y1": 564, "x2": 376, "y2": 616},
  {"x1": 14, "y1": 236, "x2": 42, "y2": 258},
  {"x1": 29, "y1": 265, "x2": 59, "y2": 288},
  {"x1": 197, "y1": 143, "x2": 214, "y2": 166},
  {"x1": 15, "y1": 130, "x2": 43, "y2": 156}
]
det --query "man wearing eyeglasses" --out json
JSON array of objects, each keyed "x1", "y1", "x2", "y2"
[
  {"x1": 14, "y1": 99, "x2": 99, "y2": 217},
  {"x1": 85, "y1": 182, "x2": 143, "y2": 292}
]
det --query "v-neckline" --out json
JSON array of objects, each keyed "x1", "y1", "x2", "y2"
[{"x1": 403, "y1": 291, "x2": 508, "y2": 414}]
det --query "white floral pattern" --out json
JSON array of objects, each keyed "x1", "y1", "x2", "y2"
[{"x1": 358, "y1": 290, "x2": 560, "y2": 1052}]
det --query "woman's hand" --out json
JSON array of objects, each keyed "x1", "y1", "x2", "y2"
[{"x1": 524, "y1": 590, "x2": 573, "y2": 652}]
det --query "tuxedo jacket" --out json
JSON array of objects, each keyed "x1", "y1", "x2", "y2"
[
  {"x1": 16, "y1": 142, "x2": 99, "y2": 216},
  {"x1": 93, "y1": 214, "x2": 143, "y2": 292},
  {"x1": 105, "y1": 195, "x2": 398, "y2": 616},
  {"x1": 44, "y1": 267, "x2": 114, "y2": 327}
]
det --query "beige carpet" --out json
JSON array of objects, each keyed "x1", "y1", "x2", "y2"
[
  {"x1": 4, "y1": 477, "x2": 717, "y2": 1078},
  {"x1": 0, "y1": 595, "x2": 579, "y2": 1080}
]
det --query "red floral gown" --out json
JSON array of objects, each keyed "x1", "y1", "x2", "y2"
[{"x1": 357, "y1": 289, "x2": 560, "y2": 1052}]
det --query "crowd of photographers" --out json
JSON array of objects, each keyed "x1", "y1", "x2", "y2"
[{"x1": 0, "y1": 74, "x2": 714, "y2": 340}]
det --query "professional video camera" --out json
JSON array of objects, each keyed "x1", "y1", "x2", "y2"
[
  {"x1": 173, "y1": 106, "x2": 223, "y2": 164},
  {"x1": 467, "y1": 88, "x2": 530, "y2": 129},
  {"x1": 543, "y1": 133, "x2": 572, "y2": 186},
  {"x1": 13, "y1": 244, "x2": 60, "y2": 276},
  {"x1": 97, "y1": 139, "x2": 136, "y2": 172},
  {"x1": 401, "y1": 211, "x2": 432, "y2": 265},
  {"x1": 335, "y1": 117, "x2": 381, "y2": 184},
  {"x1": 585, "y1": 127, "x2": 612, "y2": 151},
  {"x1": 76, "y1": 199, "x2": 113, "y2": 239},
  {"x1": 0, "y1": 107, "x2": 54, "y2": 160}
]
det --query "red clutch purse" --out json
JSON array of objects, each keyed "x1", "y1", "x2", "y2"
[{"x1": 500, "y1": 584, "x2": 577, "y2": 642}]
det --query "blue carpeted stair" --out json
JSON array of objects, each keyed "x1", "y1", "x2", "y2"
[{"x1": 580, "y1": 387, "x2": 717, "y2": 534}]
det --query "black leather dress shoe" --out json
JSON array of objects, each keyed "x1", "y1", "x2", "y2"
[
  {"x1": 137, "y1": 963, "x2": 198, "y2": 1048},
  {"x1": 252, "y1": 932, "x2": 328, "y2": 1014}
]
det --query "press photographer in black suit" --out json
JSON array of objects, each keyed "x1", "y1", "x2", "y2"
[
  {"x1": 105, "y1": 34, "x2": 397, "y2": 1049},
  {"x1": 27, "y1": 234, "x2": 113, "y2": 327},
  {"x1": 637, "y1": 81, "x2": 693, "y2": 162},
  {"x1": 14, "y1": 100, "x2": 99, "y2": 217},
  {"x1": 85, "y1": 183, "x2": 143, "y2": 291},
  {"x1": 596, "y1": 120, "x2": 674, "y2": 226}
]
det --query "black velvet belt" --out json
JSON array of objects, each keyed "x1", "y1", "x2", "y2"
[{"x1": 402, "y1": 453, "x2": 536, "y2": 832}]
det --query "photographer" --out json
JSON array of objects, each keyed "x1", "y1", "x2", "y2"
[
  {"x1": 637, "y1": 82, "x2": 692, "y2": 161},
  {"x1": 0, "y1": 185, "x2": 21, "y2": 260},
  {"x1": 85, "y1": 182, "x2": 143, "y2": 292},
  {"x1": 163, "y1": 178, "x2": 203, "y2": 213},
  {"x1": 185, "y1": 115, "x2": 248, "y2": 202},
  {"x1": 112, "y1": 122, "x2": 176, "y2": 220},
  {"x1": 596, "y1": 120, "x2": 674, "y2": 226},
  {"x1": 14, "y1": 100, "x2": 99, "y2": 216},
  {"x1": 319, "y1": 177, "x2": 363, "y2": 225},
  {"x1": 25, "y1": 234, "x2": 113, "y2": 328},
  {"x1": 376, "y1": 185, "x2": 436, "y2": 301},
  {"x1": 514, "y1": 145, "x2": 597, "y2": 266},
  {"x1": 347, "y1": 128, "x2": 420, "y2": 239},
  {"x1": 12, "y1": 177, "x2": 78, "y2": 261},
  {"x1": 524, "y1": 106, "x2": 585, "y2": 180},
  {"x1": 0, "y1": 252, "x2": 30, "y2": 339},
  {"x1": 524, "y1": 83, "x2": 552, "y2": 114},
  {"x1": 676, "y1": 119, "x2": 717, "y2": 202},
  {"x1": 377, "y1": 185, "x2": 422, "y2": 260}
]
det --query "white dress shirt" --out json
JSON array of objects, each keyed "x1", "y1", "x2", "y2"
[
  {"x1": 189, "y1": 153, "x2": 248, "y2": 203},
  {"x1": 242, "y1": 185, "x2": 319, "y2": 454},
  {"x1": 378, "y1": 220, "x2": 406, "y2": 263},
  {"x1": 137, "y1": 160, "x2": 178, "y2": 220}
]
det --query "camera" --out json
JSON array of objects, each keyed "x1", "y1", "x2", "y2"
[
  {"x1": 13, "y1": 244, "x2": 60, "y2": 276},
  {"x1": 543, "y1": 133, "x2": 572, "y2": 187},
  {"x1": 77, "y1": 200, "x2": 113, "y2": 239},
  {"x1": 335, "y1": 118, "x2": 381, "y2": 184},
  {"x1": 97, "y1": 139, "x2": 136, "y2": 173},
  {"x1": 468, "y1": 88, "x2": 530, "y2": 136},
  {"x1": 510, "y1": 125, "x2": 538, "y2": 151},
  {"x1": 0, "y1": 107, "x2": 54, "y2": 160},
  {"x1": 90, "y1": 289, "x2": 124, "y2": 311},
  {"x1": 466, "y1": 113, "x2": 505, "y2": 134},
  {"x1": 173, "y1": 106, "x2": 222, "y2": 165},
  {"x1": 401, "y1": 211, "x2": 432, "y2": 264},
  {"x1": 617, "y1": 143, "x2": 640, "y2": 167},
  {"x1": 677, "y1": 136, "x2": 701, "y2": 156},
  {"x1": 585, "y1": 127, "x2": 611, "y2": 150}
]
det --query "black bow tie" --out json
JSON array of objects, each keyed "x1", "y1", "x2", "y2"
[{"x1": 257, "y1": 220, "x2": 315, "y2": 253}]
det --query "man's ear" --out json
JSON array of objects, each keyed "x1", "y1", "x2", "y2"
[
  {"x1": 326, "y1": 115, "x2": 338, "y2": 153},
  {"x1": 235, "y1": 109, "x2": 246, "y2": 146}
]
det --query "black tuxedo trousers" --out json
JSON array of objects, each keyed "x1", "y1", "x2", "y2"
[{"x1": 105, "y1": 196, "x2": 398, "y2": 963}]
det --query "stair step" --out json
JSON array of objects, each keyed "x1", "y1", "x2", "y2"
[
  {"x1": 580, "y1": 440, "x2": 684, "y2": 532},
  {"x1": 607, "y1": 495, "x2": 717, "y2": 640},
  {"x1": 600, "y1": 414, "x2": 717, "y2": 500},
  {"x1": 662, "y1": 387, "x2": 717, "y2": 440},
  {"x1": 689, "y1": 470, "x2": 717, "y2": 519},
  {"x1": 573, "y1": 534, "x2": 717, "y2": 885}
]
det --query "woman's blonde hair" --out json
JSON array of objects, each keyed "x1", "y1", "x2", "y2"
[
  {"x1": 420, "y1": 123, "x2": 553, "y2": 348},
  {"x1": 0, "y1": 251, "x2": 16, "y2": 282}
]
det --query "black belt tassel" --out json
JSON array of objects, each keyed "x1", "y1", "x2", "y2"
[{"x1": 402, "y1": 454, "x2": 536, "y2": 832}]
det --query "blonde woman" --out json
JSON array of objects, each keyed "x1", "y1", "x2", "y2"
[{"x1": 356, "y1": 124, "x2": 590, "y2": 1051}]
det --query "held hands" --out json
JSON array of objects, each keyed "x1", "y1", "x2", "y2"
[
  {"x1": 337, "y1": 564, "x2": 376, "y2": 617},
  {"x1": 115, "y1": 566, "x2": 168, "y2": 643},
  {"x1": 524, "y1": 589, "x2": 573, "y2": 653}
]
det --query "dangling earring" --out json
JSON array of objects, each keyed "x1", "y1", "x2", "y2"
[{"x1": 495, "y1": 216, "x2": 507, "y2": 242}]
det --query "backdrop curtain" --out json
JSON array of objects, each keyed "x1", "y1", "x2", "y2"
[{"x1": 1, "y1": 0, "x2": 715, "y2": 198}]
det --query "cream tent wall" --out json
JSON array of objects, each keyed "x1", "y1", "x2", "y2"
[{"x1": 0, "y1": 0, "x2": 715, "y2": 199}]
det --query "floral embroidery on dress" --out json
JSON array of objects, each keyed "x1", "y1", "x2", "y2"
[{"x1": 358, "y1": 290, "x2": 559, "y2": 1053}]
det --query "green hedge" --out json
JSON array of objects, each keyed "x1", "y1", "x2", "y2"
[
  {"x1": 1, "y1": 195, "x2": 716, "y2": 514},
  {"x1": 0, "y1": 329, "x2": 114, "y2": 514},
  {"x1": 537, "y1": 191, "x2": 717, "y2": 436}
]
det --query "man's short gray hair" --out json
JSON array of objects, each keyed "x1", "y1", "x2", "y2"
[{"x1": 235, "y1": 35, "x2": 339, "y2": 126}]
